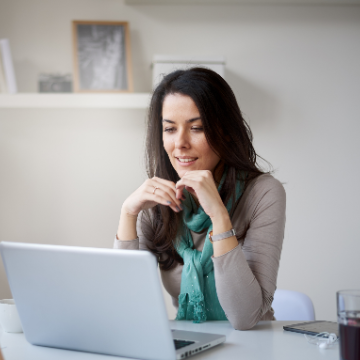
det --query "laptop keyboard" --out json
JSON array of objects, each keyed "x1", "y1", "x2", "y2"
[{"x1": 174, "y1": 339, "x2": 195, "y2": 350}]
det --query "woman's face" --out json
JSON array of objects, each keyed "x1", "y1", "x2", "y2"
[{"x1": 162, "y1": 93, "x2": 221, "y2": 179}]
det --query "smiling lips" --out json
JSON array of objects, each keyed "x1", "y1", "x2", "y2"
[{"x1": 175, "y1": 157, "x2": 198, "y2": 166}]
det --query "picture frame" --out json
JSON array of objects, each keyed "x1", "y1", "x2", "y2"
[{"x1": 72, "y1": 20, "x2": 133, "y2": 93}]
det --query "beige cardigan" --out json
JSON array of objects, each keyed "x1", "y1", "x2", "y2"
[{"x1": 114, "y1": 174, "x2": 286, "y2": 330}]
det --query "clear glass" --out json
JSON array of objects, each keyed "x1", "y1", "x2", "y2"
[{"x1": 337, "y1": 290, "x2": 360, "y2": 360}]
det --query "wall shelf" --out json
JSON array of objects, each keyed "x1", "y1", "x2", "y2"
[
  {"x1": 0, "y1": 93, "x2": 151, "y2": 109},
  {"x1": 125, "y1": 0, "x2": 360, "y2": 4}
]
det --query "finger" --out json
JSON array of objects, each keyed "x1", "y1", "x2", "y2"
[
  {"x1": 149, "y1": 186, "x2": 182, "y2": 212},
  {"x1": 175, "y1": 184, "x2": 186, "y2": 200},
  {"x1": 185, "y1": 186, "x2": 196, "y2": 197},
  {"x1": 176, "y1": 189, "x2": 186, "y2": 200},
  {"x1": 176, "y1": 171, "x2": 214, "y2": 192},
  {"x1": 176, "y1": 177, "x2": 200, "y2": 192},
  {"x1": 148, "y1": 191, "x2": 179, "y2": 212},
  {"x1": 152, "y1": 182, "x2": 182, "y2": 209},
  {"x1": 152, "y1": 177, "x2": 184, "y2": 206},
  {"x1": 175, "y1": 172, "x2": 197, "y2": 200},
  {"x1": 152, "y1": 177, "x2": 177, "y2": 195},
  {"x1": 176, "y1": 178, "x2": 203, "y2": 200}
]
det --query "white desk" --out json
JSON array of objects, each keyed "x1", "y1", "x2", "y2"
[{"x1": 0, "y1": 321, "x2": 339, "y2": 360}]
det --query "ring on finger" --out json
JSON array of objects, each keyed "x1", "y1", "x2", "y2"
[{"x1": 153, "y1": 186, "x2": 159, "y2": 194}]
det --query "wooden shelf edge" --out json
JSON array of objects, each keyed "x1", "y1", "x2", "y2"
[{"x1": 0, "y1": 93, "x2": 152, "y2": 109}]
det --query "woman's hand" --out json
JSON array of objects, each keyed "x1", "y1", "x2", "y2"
[
  {"x1": 122, "y1": 177, "x2": 183, "y2": 217},
  {"x1": 175, "y1": 170, "x2": 228, "y2": 220}
]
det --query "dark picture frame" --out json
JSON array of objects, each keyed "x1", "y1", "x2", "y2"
[{"x1": 72, "y1": 21, "x2": 133, "y2": 93}]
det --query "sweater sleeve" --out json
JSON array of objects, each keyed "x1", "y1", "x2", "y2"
[
  {"x1": 212, "y1": 175, "x2": 286, "y2": 330},
  {"x1": 113, "y1": 211, "x2": 154, "y2": 251}
]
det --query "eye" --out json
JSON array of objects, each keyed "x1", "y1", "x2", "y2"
[
  {"x1": 192, "y1": 127, "x2": 203, "y2": 131},
  {"x1": 164, "y1": 127, "x2": 175, "y2": 133}
]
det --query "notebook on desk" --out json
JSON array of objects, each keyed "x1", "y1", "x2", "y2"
[{"x1": 0, "y1": 241, "x2": 225, "y2": 360}]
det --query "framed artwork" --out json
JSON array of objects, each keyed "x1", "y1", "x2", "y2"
[{"x1": 72, "y1": 21, "x2": 133, "y2": 93}]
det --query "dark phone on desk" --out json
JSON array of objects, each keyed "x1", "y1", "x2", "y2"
[{"x1": 283, "y1": 321, "x2": 338, "y2": 337}]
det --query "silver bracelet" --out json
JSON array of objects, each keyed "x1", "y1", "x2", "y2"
[{"x1": 209, "y1": 229, "x2": 236, "y2": 243}]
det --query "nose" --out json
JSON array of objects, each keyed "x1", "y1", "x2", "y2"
[{"x1": 174, "y1": 127, "x2": 190, "y2": 149}]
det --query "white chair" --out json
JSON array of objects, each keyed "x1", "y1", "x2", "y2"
[{"x1": 272, "y1": 289, "x2": 315, "y2": 321}]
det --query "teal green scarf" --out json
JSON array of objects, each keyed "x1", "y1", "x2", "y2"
[{"x1": 175, "y1": 172, "x2": 243, "y2": 323}]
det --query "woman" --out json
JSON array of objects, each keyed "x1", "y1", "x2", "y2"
[{"x1": 114, "y1": 68, "x2": 286, "y2": 331}]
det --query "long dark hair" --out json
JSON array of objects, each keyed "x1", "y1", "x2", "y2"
[{"x1": 143, "y1": 67, "x2": 267, "y2": 270}]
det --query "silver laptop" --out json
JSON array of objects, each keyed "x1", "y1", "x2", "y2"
[{"x1": 0, "y1": 241, "x2": 225, "y2": 360}]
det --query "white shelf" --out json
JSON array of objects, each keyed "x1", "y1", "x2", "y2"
[
  {"x1": 0, "y1": 93, "x2": 151, "y2": 109},
  {"x1": 126, "y1": 0, "x2": 360, "y2": 4}
]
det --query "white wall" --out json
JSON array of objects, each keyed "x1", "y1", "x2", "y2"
[{"x1": 0, "y1": 0, "x2": 359, "y2": 321}]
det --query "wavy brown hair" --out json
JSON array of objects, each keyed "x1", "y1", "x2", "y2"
[{"x1": 143, "y1": 67, "x2": 268, "y2": 270}]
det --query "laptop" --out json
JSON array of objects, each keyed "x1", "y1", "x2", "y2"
[{"x1": 0, "y1": 241, "x2": 225, "y2": 360}]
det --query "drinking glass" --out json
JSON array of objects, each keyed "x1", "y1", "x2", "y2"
[{"x1": 337, "y1": 290, "x2": 360, "y2": 360}]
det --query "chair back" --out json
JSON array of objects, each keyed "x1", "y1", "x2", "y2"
[{"x1": 272, "y1": 289, "x2": 315, "y2": 321}]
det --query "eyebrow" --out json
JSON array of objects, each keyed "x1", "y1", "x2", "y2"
[{"x1": 162, "y1": 117, "x2": 201, "y2": 124}]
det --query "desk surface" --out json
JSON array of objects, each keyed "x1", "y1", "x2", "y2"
[{"x1": 0, "y1": 321, "x2": 339, "y2": 360}]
